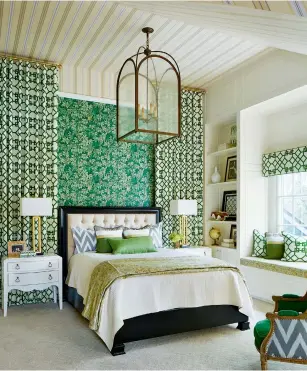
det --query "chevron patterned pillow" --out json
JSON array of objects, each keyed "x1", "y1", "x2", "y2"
[
  {"x1": 72, "y1": 227, "x2": 96, "y2": 254},
  {"x1": 149, "y1": 222, "x2": 163, "y2": 248}
]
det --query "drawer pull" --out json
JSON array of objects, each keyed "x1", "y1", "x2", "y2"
[
  {"x1": 15, "y1": 264, "x2": 20, "y2": 270},
  {"x1": 48, "y1": 262, "x2": 52, "y2": 268},
  {"x1": 15, "y1": 277, "x2": 20, "y2": 283},
  {"x1": 48, "y1": 274, "x2": 53, "y2": 280}
]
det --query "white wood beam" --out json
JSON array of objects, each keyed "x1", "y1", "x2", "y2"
[{"x1": 122, "y1": 2, "x2": 307, "y2": 55}]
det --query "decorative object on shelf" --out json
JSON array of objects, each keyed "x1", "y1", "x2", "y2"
[
  {"x1": 210, "y1": 211, "x2": 228, "y2": 221},
  {"x1": 218, "y1": 143, "x2": 232, "y2": 151},
  {"x1": 211, "y1": 166, "x2": 221, "y2": 184},
  {"x1": 170, "y1": 200, "x2": 197, "y2": 247},
  {"x1": 222, "y1": 191, "x2": 237, "y2": 221},
  {"x1": 116, "y1": 26, "x2": 181, "y2": 144},
  {"x1": 225, "y1": 155, "x2": 237, "y2": 182},
  {"x1": 230, "y1": 125, "x2": 237, "y2": 147},
  {"x1": 169, "y1": 232, "x2": 184, "y2": 248},
  {"x1": 20, "y1": 198, "x2": 53, "y2": 254},
  {"x1": 7, "y1": 241, "x2": 26, "y2": 258},
  {"x1": 221, "y1": 238, "x2": 235, "y2": 248},
  {"x1": 209, "y1": 227, "x2": 221, "y2": 246},
  {"x1": 230, "y1": 224, "x2": 237, "y2": 247}
]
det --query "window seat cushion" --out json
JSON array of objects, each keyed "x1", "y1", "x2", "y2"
[{"x1": 240, "y1": 257, "x2": 307, "y2": 278}]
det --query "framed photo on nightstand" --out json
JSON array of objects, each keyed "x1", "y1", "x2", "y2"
[{"x1": 8, "y1": 241, "x2": 26, "y2": 258}]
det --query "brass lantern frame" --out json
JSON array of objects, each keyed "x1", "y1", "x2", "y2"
[{"x1": 116, "y1": 28, "x2": 181, "y2": 145}]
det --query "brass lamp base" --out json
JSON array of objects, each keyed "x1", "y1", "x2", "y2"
[
  {"x1": 32, "y1": 216, "x2": 42, "y2": 253},
  {"x1": 179, "y1": 215, "x2": 188, "y2": 245}
]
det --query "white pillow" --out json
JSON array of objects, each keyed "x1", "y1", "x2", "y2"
[
  {"x1": 149, "y1": 222, "x2": 163, "y2": 248},
  {"x1": 123, "y1": 226, "x2": 150, "y2": 238},
  {"x1": 95, "y1": 225, "x2": 124, "y2": 239}
]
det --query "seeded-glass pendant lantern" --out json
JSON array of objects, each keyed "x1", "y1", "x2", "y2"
[{"x1": 116, "y1": 27, "x2": 181, "y2": 144}]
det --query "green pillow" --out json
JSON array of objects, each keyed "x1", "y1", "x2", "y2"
[
  {"x1": 108, "y1": 236, "x2": 157, "y2": 255},
  {"x1": 278, "y1": 296, "x2": 307, "y2": 313},
  {"x1": 282, "y1": 232, "x2": 307, "y2": 262},
  {"x1": 265, "y1": 233, "x2": 284, "y2": 260},
  {"x1": 96, "y1": 237, "x2": 122, "y2": 253},
  {"x1": 278, "y1": 310, "x2": 299, "y2": 316},
  {"x1": 252, "y1": 230, "x2": 266, "y2": 257}
]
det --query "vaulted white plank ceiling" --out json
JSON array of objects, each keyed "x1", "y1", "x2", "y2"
[{"x1": 0, "y1": 1, "x2": 306, "y2": 99}]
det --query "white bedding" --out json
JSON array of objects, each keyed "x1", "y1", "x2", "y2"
[{"x1": 66, "y1": 249, "x2": 254, "y2": 350}]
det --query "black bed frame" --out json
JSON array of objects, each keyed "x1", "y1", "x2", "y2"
[{"x1": 58, "y1": 206, "x2": 250, "y2": 356}]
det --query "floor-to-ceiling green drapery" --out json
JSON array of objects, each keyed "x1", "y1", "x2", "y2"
[
  {"x1": 155, "y1": 89, "x2": 204, "y2": 248},
  {"x1": 0, "y1": 57, "x2": 58, "y2": 305}
]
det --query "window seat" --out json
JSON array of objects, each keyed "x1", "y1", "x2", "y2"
[{"x1": 240, "y1": 257, "x2": 307, "y2": 278}]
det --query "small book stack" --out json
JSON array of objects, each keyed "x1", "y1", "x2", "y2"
[
  {"x1": 221, "y1": 239, "x2": 235, "y2": 248},
  {"x1": 20, "y1": 251, "x2": 37, "y2": 258}
]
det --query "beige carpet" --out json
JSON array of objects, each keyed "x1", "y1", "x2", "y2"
[{"x1": 0, "y1": 301, "x2": 304, "y2": 370}]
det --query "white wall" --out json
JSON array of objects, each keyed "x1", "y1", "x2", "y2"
[
  {"x1": 238, "y1": 109, "x2": 268, "y2": 257},
  {"x1": 206, "y1": 49, "x2": 307, "y2": 125},
  {"x1": 266, "y1": 103, "x2": 307, "y2": 153},
  {"x1": 239, "y1": 86, "x2": 307, "y2": 257}
]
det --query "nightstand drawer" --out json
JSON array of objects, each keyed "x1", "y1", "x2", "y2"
[
  {"x1": 7, "y1": 259, "x2": 59, "y2": 273},
  {"x1": 8, "y1": 271, "x2": 59, "y2": 286}
]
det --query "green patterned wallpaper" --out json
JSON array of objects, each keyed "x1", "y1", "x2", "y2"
[
  {"x1": 155, "y1": 90, "x2": 204, "y2": 248},
  {"x1": 58, "y1": 97, "x2": 154, "y2": 207}
]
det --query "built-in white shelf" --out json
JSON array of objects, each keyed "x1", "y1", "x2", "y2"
[
  {"x1": 207, "y1": 220, "x2": 237, "y2": 225},
  {"x1": 207, "y1": 146, "x2": 237, "y2": 157},
  {"x1": 207, "y1": 180, "x2": 237, "y2": 188}
]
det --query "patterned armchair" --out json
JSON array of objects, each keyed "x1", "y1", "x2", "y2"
[{"x1": 254, "y1": 292, "x2": 307, "y2": 370}]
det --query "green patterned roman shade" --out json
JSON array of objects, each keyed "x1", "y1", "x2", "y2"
[
  {"x1": 0, "y1": 57, "x2": 58, "y2": 305},
  {"x1": 155, "y1": 90, "x2": 203, "y2": 248},
  {"x1": 263, "y1": 146, "x2": 307, "y2": 177}
]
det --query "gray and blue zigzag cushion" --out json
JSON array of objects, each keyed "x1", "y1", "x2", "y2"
[
  {"x1": 267, "y1": 319, "x2": 307, "y2": 359},
  {"x1": 72, "y1": 227, "x2": 96, "y2": 254}
]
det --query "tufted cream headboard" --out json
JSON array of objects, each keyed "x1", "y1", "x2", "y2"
[{"x1": 58, "y1": 206, "x2": 161, "y2": 284}]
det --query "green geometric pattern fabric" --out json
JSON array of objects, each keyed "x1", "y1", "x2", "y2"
[
  {"x1": 155, "y1": 90, "x2": 203, "y2": 248},
  {"x1": 58, "y1": 98, "x2": 154, "y2": 207},
  {"x1": 282, "y1": 232, "x2": 307, "y2": 262},
  {"x1": 0, "y1": 57, "x2": 58, "y2": 305},
  {"x1": 263, "y1": 146, "x2": 307, "y2": 177},
  {"x1": 252, "y1": 230, "x2": 267, "y2": 257}
]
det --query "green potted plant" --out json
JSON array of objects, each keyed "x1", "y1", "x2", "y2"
[{"x1": 169, "y1": 232, "x2": 184, "y2": 248}]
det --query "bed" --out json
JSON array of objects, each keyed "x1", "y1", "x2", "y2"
[{"x1": 58, "y1": 206, "x2": 253, "y2": 356}]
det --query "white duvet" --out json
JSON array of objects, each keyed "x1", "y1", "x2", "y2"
[{"x1": 66, "y1": 249, "x2": 254, "y2": 351}]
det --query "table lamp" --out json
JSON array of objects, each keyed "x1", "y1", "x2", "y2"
[
  {"x1": 170, "y1": 200, "x2": 197, "y2": 247},
  {"x1": 20, "y1": 198, "x2": 52, "y2": 254}
]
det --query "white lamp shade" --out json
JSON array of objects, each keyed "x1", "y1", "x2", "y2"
[
  {"x1": 170, "y1": 200, "x2": 198, "y2": 216},
  {"x1": 20, "y1": 198, "x2": 52, "y2": 217}
]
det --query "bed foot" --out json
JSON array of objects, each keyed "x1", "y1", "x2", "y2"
[
  {"x1": 237, "y1": 321, "x2": 250, "y2": 331},
  {"x1": 111, "y1": 343, "x2": 125, "y2": 356}
]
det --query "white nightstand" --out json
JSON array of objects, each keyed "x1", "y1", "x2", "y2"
[
  {"x1": 2, "y1": 254, "x2": 62, "y2": 317},
  {"x1": 182, "y1": 246, "x2": 212, "y2": 257}
]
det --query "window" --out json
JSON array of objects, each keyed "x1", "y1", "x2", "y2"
[{"x1": 272, "y1": 172, "x2": 307, "y2": 235}]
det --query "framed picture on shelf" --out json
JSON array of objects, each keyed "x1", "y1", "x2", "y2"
[
  {"x1": 230, "y1": 224, "x2": 237, "y2": 246},
  {"x1": 225, "y1": 155, "x2": 237, "y2": 182},
  {"x1": 222, "y1": 190, "x2": 237, "y2": 220},
  {"x1": 8, "y1": 241, "x2": 26, "y2": 258}
]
